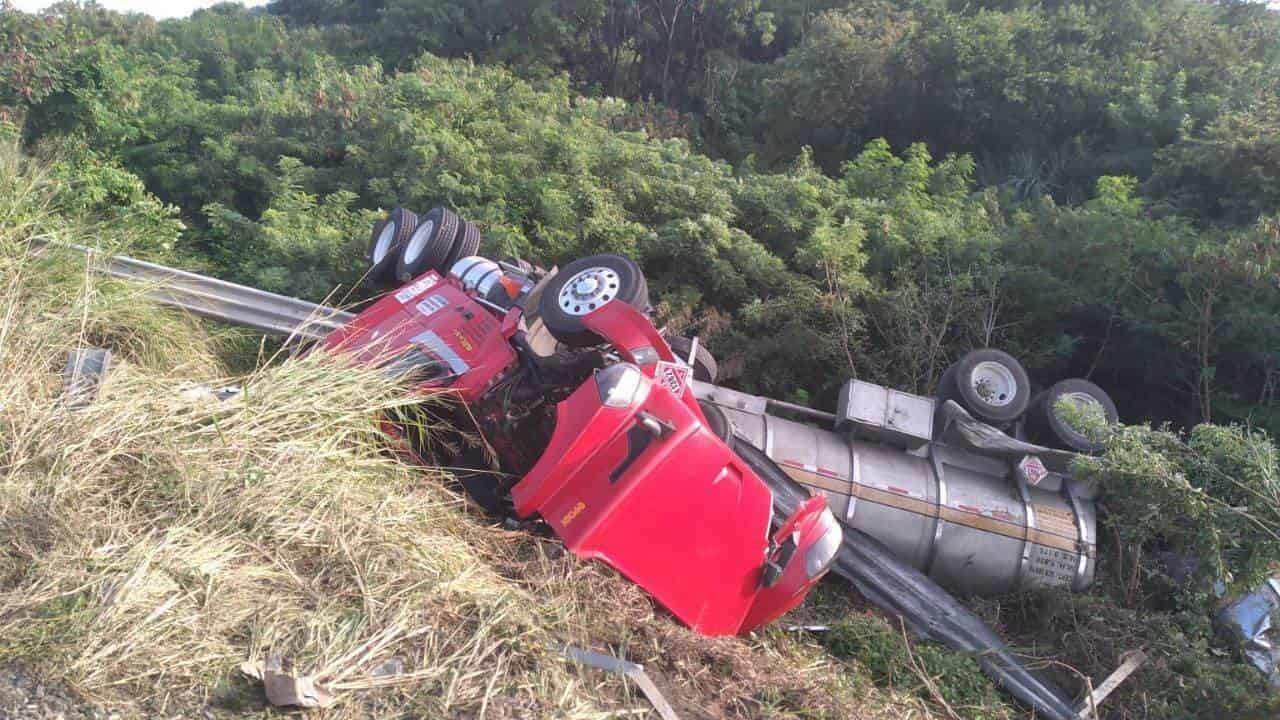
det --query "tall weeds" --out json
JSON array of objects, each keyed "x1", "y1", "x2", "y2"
[
  {"x1": 0, "y1": 146, "x2": 927, "y2": 719},
  {"x1": 0, "y1": 147, "x2": 602, "y2": 717}
]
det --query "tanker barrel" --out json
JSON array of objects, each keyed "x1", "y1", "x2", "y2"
[{"x1": 693, "y1": 381, "x2": 1097, "y2": 597}]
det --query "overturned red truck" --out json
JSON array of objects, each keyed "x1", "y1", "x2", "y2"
[
  {"x1": 58, "y1": 202, "x2": 1123, "y2": 719},
  {"x1": 312, "y1": 204, "x2": 1129, "y2": 720},
  {"x1": 323, "y1": 206, "x2": 843, "y2": 636}
]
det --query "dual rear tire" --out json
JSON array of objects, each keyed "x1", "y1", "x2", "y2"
[
  {"x1": 368, "y1": 215, "x2": 657, "y2": 352},
  {"x1": 935, "y1": 349, "x2": 1118, "y2": 453},
  {"x1": 366, "y1": 207, "x2": 418, "y2": 286},
  {"x1": 1026, "y1": 378, "x2": 1118, "y2": 453},
  {"x1": 935, "y1": 349, "x2": 1031, "y2": 426},
  {"x1": 363, "y1": 206, "x2": 484, "y2": 288}
]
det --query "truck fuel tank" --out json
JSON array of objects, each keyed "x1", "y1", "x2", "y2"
[{"x1": 695, "y1": 382, "x2": 1096, "y2": 597}]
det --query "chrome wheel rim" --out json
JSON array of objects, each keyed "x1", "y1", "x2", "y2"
[
  {"x1": 402, "y1": 219, "x2": 435, "y2": 264},
  {"x1": 558, "y1": 266, "x2": 620, "y2": 316},
  {"x1": 970, "y1": 361, "x2": 1017, "y2": 407}
]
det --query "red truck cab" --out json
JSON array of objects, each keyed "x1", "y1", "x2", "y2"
[{"x1": 322, "y1": 255, "x2": 841, "y2": 635}]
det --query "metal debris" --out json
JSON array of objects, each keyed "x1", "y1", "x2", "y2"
[
  {"x1": 783, "y1": 624, "x2": 830, "y2": 633},
  {"x1": 1217, "y1": 576, "x2": 1280, "y2": 687},
  {"x1": 562, "y1": 646, "x2": 679, "y2": 720}
]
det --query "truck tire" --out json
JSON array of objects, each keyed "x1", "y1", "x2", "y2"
[
  {"x1": 444, "y1": 219, "x2": 482, "y2": 274},
  {"x1": 666, "y1": 335, "x2": 718, "y2": 383},
  {"x1": 1026, "y1": 378, "x2": 1118, "y2": 453},
  {"x1": 538, "y1": 254, "x2": 649, "y2": 348},
  {"x1": 397, "y1": 207, "x2": 460, "y2": 281},
  {"x1": 938, "y1": 349, "x2": 1031, "y2": 425},
  {"x1": 932, "y1": 363, "x2": 960, "y2": 438},
  {"x1": 365, "y1": 208, "x2": 417, "y2": 288}
]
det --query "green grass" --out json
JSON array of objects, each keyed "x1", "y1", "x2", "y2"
[{"x1": 821, "y1": 613, "x2": 1014, "y2": 720}]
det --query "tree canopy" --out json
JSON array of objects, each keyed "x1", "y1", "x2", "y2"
[{"x1": 2, "y1": 0, "x2": 1278, "y2": 431}]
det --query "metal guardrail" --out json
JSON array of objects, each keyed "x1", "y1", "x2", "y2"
[{"x1": 34, "y1": 240, "x2": 355, "y2": 340}]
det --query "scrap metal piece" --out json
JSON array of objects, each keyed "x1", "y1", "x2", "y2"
[
  {"x1": 240, "y1": 654, "x2": 337, "y2": 709},
  {"x1": 62, "y1": 347, "x2": 113, "y2": 408},
  {"x1": 784, "y1": 624, "x2": 831, "y2": 632},
  {"x1": 1217, "y1": 577, "x2": 1280, "y2": 686},
  {"x1": 937, "y1": 400, "x2": 1076, "y2": 470},
  {"x1": 177, "y1": 382, "x2": 244, "y2": 407},
  {"x1": 562, "y1": 645, "x2": 680, "y2": 720}
]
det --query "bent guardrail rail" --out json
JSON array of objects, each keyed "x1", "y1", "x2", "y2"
[{"x1": 32, "y1": 239, "x2": 355, "y2": 340}]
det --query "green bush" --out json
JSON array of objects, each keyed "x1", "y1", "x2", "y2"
[
  {"x1": 997, "y1": 592, "x2": 1280, "y2": 720},
  {"x1": 972, "y1": 420, "x2": 1280, "y2": 720},
  {"x1": 1077, "y1": 423, "x2": 1280, "y2": 607}
]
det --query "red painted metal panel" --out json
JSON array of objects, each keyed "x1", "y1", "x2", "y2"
[
  {"x1": 512, "y1": 371, "x2": 775, "y2": 635},
  {"x1": 331, "y1": 270, "x2": 835, "y2": 636},
  {"x1": 321, "y1": 271, "x2": 516, "y2": 403}
]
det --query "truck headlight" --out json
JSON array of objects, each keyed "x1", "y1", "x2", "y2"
[
  {"x1": 379, "y1": 346, "x2": 447, "y2": 384},
  {"x1": 804, "y1": 508, "x2": 842, "y2": 579},
  {"x1": 596, "y1": 363, "x2": 643, "y2": 408}
]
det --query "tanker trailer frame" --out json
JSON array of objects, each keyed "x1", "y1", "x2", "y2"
[{"x1": 693, "y1": 378, "x2": 1100, "y2": 599}]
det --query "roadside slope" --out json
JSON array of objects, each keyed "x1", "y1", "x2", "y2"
[{"x1": 0, "y1": 151, "x2": 942, "y2": 719}]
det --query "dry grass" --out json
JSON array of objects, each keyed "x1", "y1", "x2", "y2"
[{"x1": 0, "y1": 146, "x2": 940, "y2": 719}]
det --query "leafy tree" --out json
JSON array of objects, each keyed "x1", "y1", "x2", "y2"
[
  {"x1": 751, "y1": 0, "x2": 1280, "y2": 195},
  {"x1": 758, "y1": 6, "x2": 913, "y2": 169},
  {"x1": 994, "y1": 177, "x2": 1280, "y2": 428},
  {"x1": 203, "y1": 156, "x2": 381, "y2": 298},
  {"x1": 6, "y1": 0, "x2": 1280, "y2": 432},
  {"x1": 1148, "y1": 95, "x2": 1280, "y2": 225}
]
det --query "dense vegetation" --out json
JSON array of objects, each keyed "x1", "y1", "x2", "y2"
[
  {"x1": 3, "y1": 0, "x2": 1279, "y2": 429},
  {"x1": 0, "y1": 148, "x2": 929, "y2": 720},
  {"x1": 2, "y1": 1, "x2": 1279, "y2": 718}
]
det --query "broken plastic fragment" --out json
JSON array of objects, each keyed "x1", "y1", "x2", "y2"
[{"x1": 62, "y1": 347, "x2": 113, "y2": 408}]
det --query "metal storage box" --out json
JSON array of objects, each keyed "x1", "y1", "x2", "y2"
[{"x1": 836, "y1": 379, "x2": 934, "y2": 449}]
